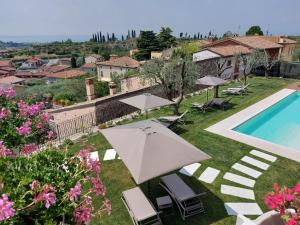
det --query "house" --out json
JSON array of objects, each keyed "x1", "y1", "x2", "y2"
[
  {"x1": 46, "y1": 70, "x2": 86, "y2": 82},
  {"x1": 43, "y1": 65, "x2": 71, "y2": 73},
  {"x1": 85, "y1": 54, "x2": 104, "y2": 64},
  {"x1": 0, "y1": 60, "x2": 13, "y2": 68},
  {"x1": 0, "y1": 76, "x2": 25, "y2": 85},
  {"x1": 0, "y1": 70, "x2": 10, "y2": 77},
  {"x1": 193, "y1": 45, "x2": 251, "y2": 79},
  {"x1": 21, "y1": 57, "x2": 43, "y2": 69},
  {"x1": 0, "y1": 67, "x2": 16, "y2": 77},
  {"x1": 15, "y1": 71, "x2": 47, "y2": 79},
  {"x1": 151, "y1": 48, "x2": 178, "y2": 60},
  {"x1": 46, "y1": 58, "x2": 72, "y2": 67},
  {"x1": 81, "y1": 63, "x2": 96, "y2": 75},
  {"x1": 96, "y1": 56, "x2": 140, "y2": 82},
  {"x1": 193, "y1": 35, "x2": 290, "y2": 79},
  {"x1": 129, "y1": 49, "x2": 139, "y2": 57}
]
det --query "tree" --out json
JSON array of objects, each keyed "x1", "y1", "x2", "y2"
[
  {"x1": 121, "y1": 35, "x2": 124, "y2": 41},
  {"x1": 71, "y1": 56, "x2": 77, "y2": 68},
  {"x1": 261, "y1": 50, "x2": 278, "y2": 78},
  {"x1": 136, "y1": 30, "x2": 161, "y2": 60},
  {"x1": 223, "y1": 30, "x2": 234, "y2": 38},
  {"x1": 158, "y1": 27, "x2": 176, "y2": 49},
  {"x1": 140, "y1": 57, "x2": 200, "y2": 115},
  {"x1": 127, "y1": 30, "x2": 131, "y2": 39},
  {"x1": 246, "y1": 25, "x2": 264, "y2": 36},
  {"x1": 112, "y1": 33, "x2": 116, "y2": 42},
  {"x1": 179, "y1": 32, "x2": 183, "y2": 38}
]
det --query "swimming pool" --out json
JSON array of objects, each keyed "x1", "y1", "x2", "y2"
[{"x1": 234, "y1": 91, "x2": 300, "y2": 151}]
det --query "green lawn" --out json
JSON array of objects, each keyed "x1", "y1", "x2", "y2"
[{"x1": 69, "y1": 76, "x2": 300, "y2": 225}]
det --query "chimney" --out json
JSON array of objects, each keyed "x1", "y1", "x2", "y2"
[
  {"x1": 85, "y1": 78, "x2": 95, "y2": 101},
  {"x1": 109, "y1": 82, "x2": 117, "y2": 96}
]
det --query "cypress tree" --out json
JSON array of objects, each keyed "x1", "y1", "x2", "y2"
[
  {"x1": 122, "y1": 35, "x2": 124, "y2": 41},
  {"x1": 127, "y1": 30, "x2": 130, "y2": 39}
]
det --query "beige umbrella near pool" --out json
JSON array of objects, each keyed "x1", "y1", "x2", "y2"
[
  {"x1": 196, "y1": 75, "x2": 228, "y2": 99},
  {"x1": 101, "y1": 119, "x2": 211, "y2": 184},
  {"x1": 119, "y1": 93, "x2": 174, "y2": 118}
]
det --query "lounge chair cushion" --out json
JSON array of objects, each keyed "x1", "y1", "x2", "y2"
[
  {"x1": 122, "y1": 187, "x2": 157, "y2": 221},
  {"x1": 161, "y1": 174, "x2": 196, "y2": 201}
]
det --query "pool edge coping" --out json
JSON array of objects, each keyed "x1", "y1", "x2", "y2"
[{"x1": 205, "y1": 88, "x2": 300, "y2": 163}]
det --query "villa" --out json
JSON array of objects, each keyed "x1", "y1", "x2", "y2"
[{"x1": 96, "y1": 56, "x2": 140, "y2": 82}]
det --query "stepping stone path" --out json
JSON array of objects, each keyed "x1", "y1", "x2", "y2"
[
  {"x1": 90, "y1": 151, "x2": 99, "y2": 161},
  {"x1": 241, "y1": 156, "x2": 270, "y2": 170},
  {"x1": 222, "y1": 150, "x2": 277, "y2": 216},
  {"x1": 232, "y1": 163, "x2": 262, "y2": 179},
  {"x1": 224, "y1": 203, "x2": 263, "y2": 216},
  {"x1": 179, "y1": 163, "x2": 201, "y2": 176},
  {"x1": 223, "y1": 172, "x2": 255, "y2": 188},
  {"x1": 221, "y1": 185, "x2": 255, "y2": 200},
  {"x1": 198, "y1": 167, "x2": 220, "y2": 184},
  {"x1": 103, "y1": 149, "x2": 117, "y2": 161},
  {"x1": 250, "y1": 150, "x2": 277, "y2": 162}
]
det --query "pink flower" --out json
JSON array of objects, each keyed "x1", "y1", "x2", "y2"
[
  {"x1": 78, "y1": 149, "x2": 90, "y2": 166},
  {"x1": 0, "y1": 108, "x2": 10, "y2": 120},
  {"x1": 47, "y1": 130, "x2": 55, "y2": 140},
  {"x1": 0, "y1": 141, "x2": 12, "y2": 158},
  {"x1": 293, "y1": 183, "x2": 300, "y2": 194},
  {"x1": 16, "y1": 121, "x2": 32, "y2": 136},
  {"x1": 69, "y1": 181, "x2": 82, "y2": 202},
  {"x1": 274, "y1": 183, "x2": 280, "y2": 191},
  {"x1": 30, "y1": 180, "x2": 40, "y2": 192},
  {"x1": 73, "y1": 196, "x2": 93, "y2": 225},
  {"x1": 102, "y1": 199, "x2": 112, "y2": 216},
  {"x1": 287, "y1": 216, "x2": 298, "y2": 225},
  {"x1": 34, "y1": 184, "x2": 56, "y2": 209},
  {"x1": 5, "y1": 88, "x2": 15, "y2": 98},
  {"x1": 20, "y1": 144, "x2": 38, "y2": 156},
  {"x1": 91, "y1": 178, "x2": 105, "y2": 197},
  {"x1": 17, "y1": 100, "x2": 29, "y2": 117},
  {"x1": 0, "y1": 194, "x2": 15, "y2": 221},
  {"x1": 27, "y1": 104, "x2": 40, "y2": 116},
  {"x1": 0, "y1": 88, "x2": 4, "y2": 97},
  {"x1": 88, "y1": 158, "x2": 101, "y2": 175},
  {"x1": 40, "y1": 112, "x2": 51, "y2": 123}
]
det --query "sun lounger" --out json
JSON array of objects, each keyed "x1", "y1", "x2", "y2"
[
  {"x1": 191, "y1": 102, "x2": 213, "y2": 112},
  {"x1": 223, "y1": 84, "x2": 249, "y2": 95},
  {"x1": 158, "y1": 110, "x2": 188, "y2": 127},
  {"x1": 160, "y1": 174, "x2": 205, "y2": 220},
  {"x1": 211, "y1": 98, "x2": 232, "y2": 110},
  {"x1": 122, "y1": 187, "x2": 163, "y2": 225}
]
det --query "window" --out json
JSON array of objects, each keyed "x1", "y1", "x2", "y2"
[{"x1": 227, "y1": 60, "x2": 232, "y2": 67}]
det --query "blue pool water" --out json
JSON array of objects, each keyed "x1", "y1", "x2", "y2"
[{"x1": 234, "y1": 92, "x2": 300, "y2": 151}]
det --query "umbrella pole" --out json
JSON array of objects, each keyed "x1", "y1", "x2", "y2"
[
  {"x1": 145, "y1": 110, "x2": 148, "y2": 119},
  {"x1": 148, "y1": 180, "x2": 151, "y2": 196}
]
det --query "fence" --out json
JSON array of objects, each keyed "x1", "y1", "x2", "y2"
[
  {"x1": 49, "y1": 112, "x2": 96, "y2": 141},
  {"x1": 280, "y1": 61, "x2": 300, "y2": 79}
]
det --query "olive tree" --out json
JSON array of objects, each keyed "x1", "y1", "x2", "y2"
[{"x1": 140, "y1": 58, "x2": 200, "y2": 115}]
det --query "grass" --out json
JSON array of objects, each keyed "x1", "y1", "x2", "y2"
[{"x1": 69, "y1": 76, "x2": 300, "y2": 225}]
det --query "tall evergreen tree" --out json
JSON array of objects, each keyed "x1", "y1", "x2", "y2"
[
  {"x1": 112, "y1": 33, "x2": 116, "y2": 41},
  {"x1": 179, "y1": 32, "x2": 183, "y2": 38},
  {"x1": 136, "y1": 30, "x2": 160, "y2": 60},
  {"x1": 102, "y1": 35, "x2": 106, "y2": 43},
  {"x1": 121, "y1": 35, "x2": 124, "y2": 41},
  {"x1": 107, "y1": 33, "x2": 110, "y2": 42},
  {"x1": 127, "y1": 30, "x2": 131, "y2": 39},
  {"x1": 200, "y1": 34, "x2": 203, "y2": 39},
  {"x1": 157, "y1": 27, "x2": 176, "y2": 49},
  {"x1": 197, "y1": 32, "x2": 200, "y2": 39}
]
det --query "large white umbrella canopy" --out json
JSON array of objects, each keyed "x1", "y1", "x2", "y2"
[
  {"x1": 196, "y1": 75, "x2": 228, "y2": 86},
  {"x1": 101, "y1": 120, "x2": 211, "y2": 184},
  {"x1": 196, "y1": 75, "x2": 228, "y2": 99},
  {"x1": 119, "y1": 93, "x2": 174, "y2": 111}
]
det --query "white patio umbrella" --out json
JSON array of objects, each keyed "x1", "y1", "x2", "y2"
[
  {"x1": 119, "y1": 93, "x2": 174, "y2": 118},
  {"x1": 101, "y1": 119, "x2": 211, "y2": 185},
  {"x1": 196, "y1": 75, "x2": 228, "y2": 99}
]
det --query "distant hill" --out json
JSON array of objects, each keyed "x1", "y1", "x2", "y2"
[{"x1": 0, "y1": 41, "x2": 31, "y2": 49}]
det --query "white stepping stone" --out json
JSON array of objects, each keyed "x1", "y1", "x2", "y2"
[
  {"x1": 224, "y1": 203, "x2": 263, "y2": 215},
  {"x1": 179, "y1": 163, "x2": 201, "y2": 176},
  {"x1": 232, "y1": 163, "x2": 262, "y2": 179},
  {"x1": 103, "y1": 149, "x2": 116, "y2": 161},
  {"x1": 90, "y1": 151, "x2": 99, "y2": 161},
  {"x1": 250, "y1": 150, "x2": 277, "y2": 162},
  {"x1": 241, "y1": 156, "x2": 270, "y2": 170},
  {"x1": 198, "y1": 167, "x2": 220, "y2": 184},
  {"x1": 223, "y1": 172, "x2": 255, "y2": 188},
  {"x1": 221, "y1": 185, "x2": 255, "y2": 200}
]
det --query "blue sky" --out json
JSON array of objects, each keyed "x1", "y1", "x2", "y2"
[{"x1": 1, "y1": 0, "x2": 299, "y2": 37}]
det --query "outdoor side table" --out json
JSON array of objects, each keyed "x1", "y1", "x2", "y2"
[{"x1": 156, "y1": 195, "x2": 173, "y2": 217}]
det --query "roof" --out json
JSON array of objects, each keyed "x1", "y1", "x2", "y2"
[
  {"x1": 279, "y1": 37, "x2": 297, "y2": 44},
  {"x1": 0, "y1": 76, "x2": 24, "y2": 84},
  {"x1": 26, "y1": 57, "x2": 43, "y2": 63},
  {"x1": 0, "y1": 67, "x2": 16, "y2": 72},
  {"x1": 208, "y1": 45, "x2": 251, "y2": 57},
  {"x1": 47, "y1": 70, "x2": 86, "y2": 79},
  {"x1": 43, "y1": 65, "x2": 71, "y2": 73},
  {"x1": 231, "y1": 36, "x2": 282, "y2": 49},
  {"x1": 97, "y1": 56, "x2": 140, "y2": 68},
  {"x1": 0, "y1": 70, "x2": 9, "y2": 75},
  {"x1": 0, "y1": 60, "x2": 12, "y2": 67},
  {"x1": 15, "y1": 71, "x2": 47, "y2": 78},
  {"x1": 86, "y1": 54, "x2": 103, "y2": 59},
  {"x1": 82, "y1": 63, "x2": 96, "y2": 69}
]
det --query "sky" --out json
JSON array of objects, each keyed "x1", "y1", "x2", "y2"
[{"x1": 0, "y1": 0, "x2": 299, "y2": 39}]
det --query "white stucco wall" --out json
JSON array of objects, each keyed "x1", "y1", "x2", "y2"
[
  {"x1": 97, "y1": 65, "x2": 132, "y2": 81},
  {"x1": 85, "y1": 56, "x2": 98, "y2": 64},
  {"x1": 193, "y1": 50, "x2": 220, "y2": 62}
]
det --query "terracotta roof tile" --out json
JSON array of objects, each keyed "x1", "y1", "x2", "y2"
[
  {"x1": 0, "y1": 76, "x2": 24, "y2": 84},
  {"x1": 208, "y1": 45, "x2": 251, "y2": 57},
  {"x1": 96, "y1": 56, "x2": 140, "y2": 68},
  {"x1": 231, "y1": 36, "x2": 282, "y2": 49},
  {"x1": 82, "y1": 63, "x2": 96, "y2": 69},
  {"x1": 47, "y1": 70, "x2": 86, "y2": 79},
  {"x1": 43, "y1": 65, "x2": 71, "y2": 73},
  {"x1": 0, "y1": 60, "x2": 12, "y2": 67}
]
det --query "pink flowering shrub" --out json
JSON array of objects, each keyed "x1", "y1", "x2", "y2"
[
  {"x1": 0, "y1": 147, "x2": 111, "y2": 224},
  {"x1": 0, "y1": 88, "x2": 54, "y2": 156},
  {"x1": 264, "y1": 183, "x2": 300, "y2": 225}
]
